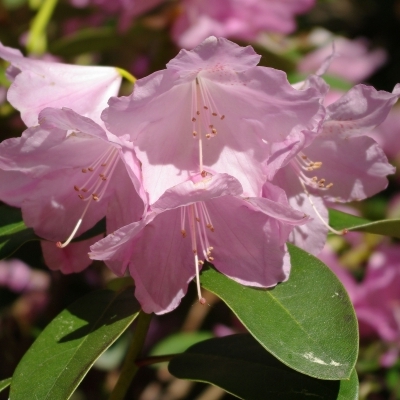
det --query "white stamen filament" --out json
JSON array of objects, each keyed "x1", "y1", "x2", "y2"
[
  {"x1": 56, "y1": 198, "x2": 92, "y2": 248},
  {"x1": 299, "y1": 180, "x2": 347, "y2": 236},
  {"x1": 182, "y1": 202, "x2": 214, "y2": 304},
  {"x1": 57, "y1": 147, "x2": 119, "y2": 248},
  {"x1": 191, "y1": 77, "x2": 224, "y2": 175}
]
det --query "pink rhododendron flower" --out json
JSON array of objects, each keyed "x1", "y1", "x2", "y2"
[
  {"x1": 0, "y1": 107, "x2": 145, "y2": 249},
  {"x1": 298, "y1": 37, "x2": 387, "y2": 84},
  {"x1": 0, "y1": 42, "x2": 122, "y2": 126},
  {"x1": 269, "y1": 83, "x2": 399, "y2": 254},
  {"x1": 103, "y1": 36, "x2": 324, "y2": 204},
  {"x1": 90, "y1": 173, "x2": 308, "y2": 314},
  {"x1": 173, "y1": 0, "x2": 316, "y2": 48}
]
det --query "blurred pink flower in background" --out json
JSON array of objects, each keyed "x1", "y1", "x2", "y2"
[
  {"x1": 172, "y1": 0, "x2": 316, "y2": 48},
  {"x1": 368, "y1": 106, "x2": 400, "y2": 162},
  {"x1": 69, "y1": 0, "x2": 164, "y2": 31},
  {"x1": 298, "y1": 36, "x2": 387, "y2": 84},
  {"x1": 321, "y1": 244, "x2": 400, "y2": 366},
  {"x1": 0, "y1": 259, "x2": 49, "y2": 293}
]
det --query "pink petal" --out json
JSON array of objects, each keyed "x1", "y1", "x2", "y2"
[
  {"x1": 152, "y1": 173, "x2": 242, "y2": 210},
  {"x1": 205, "y1": 195, "x2": 290, "y2": 287},
  {"x1": 89, "y1": 217, "x2": 152, "y2": 276},
  {"x1": 41, "y1": 235, "x2": 103, "y2": 274},
  {"x1": 21, "y1": 167, "x2": 111, "y2": 241},
  {"x1": 0, "y1": 111, "x2": 111, "y2": 178},
  {"x1": 324, "y1": 84, "x2": 400, "y2": 136},
  {"x1": 0, "y1": 170, "x2": 39, "y2": 207},
  {"x1": 129, "y1": 208, "x2": 196, "y2": 314},
  {"x1": 271, "y1": 166, "x2": 329, "y2": 255},
  {"x1": 167, "y1": 36, "x2": 261, "y2": 74},
  {"x1": 304, "y1": 133, "x2": 395, "y2": 202},
  {"x1": 0, "y1": 42, "x2": 121, "y2": 126}
]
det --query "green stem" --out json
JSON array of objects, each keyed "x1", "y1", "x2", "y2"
[
  {"x1": 27, "y1": 0, "x2": 58, "y2": 55},
  {"x1": 109, "y1": 311, "x2": 152, "y2": 400}
]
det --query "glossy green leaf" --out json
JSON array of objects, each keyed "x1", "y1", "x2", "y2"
[
  {"x1": 0, "y1": 205, "x2": 38, "y2": 259},
  {"x1": 200, "y1": 244, "x2": 358, "y2": 380},
  {"x1": 10, "y1": 287, "x2": 140, "y2": 400},
  {"x1": 0, "y1": 377, "x2": 11, "y2": 392},
  {"x1": 329, "y1": 208, "x2": 400, "y2": 239},
  {"x1": 169, "y1": 334, "x2": 359, "y2": 400}
]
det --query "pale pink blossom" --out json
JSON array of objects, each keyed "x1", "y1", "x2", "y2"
[
  {"x1": 90, "y1": 173, "x2": 308, "y2": 314},
  {"x1": 0, "y1": 107, "x2": 145, "y2": 249},
  {"x1": 298, "y1": 37, "x2": 387, "y2": 84},
  {"x1": 173, "y1": 0, "x2": 315, "y2": 49},
  {"x1": 103, "y1": 37, "x2": 324, "y2": 204},
  {"x1": 269, "y1": 83, "x2": 399, "y2": 254},
  {"x1": 321, "y1": 244, "x2": 400, "y2": 363},
  {"x1": 0, "y1": 42, "x2": 122, "y2": 127}
]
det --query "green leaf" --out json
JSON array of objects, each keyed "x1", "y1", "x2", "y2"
[
  {"x1": 0, "y1": 205, "x2": 39, "y2": 259},
  {"x1": 0, "y1": 377, "x2": 11, "y2": 392},
  {"x1": 151, "y1": 331, "x2": 214, "y2": 358},
  {"x1": 329, "y1": 208, "x2": 400, "y2": 239},
  {"x1": 10, "y1": 287, "x2": 140, "y2": 399},
  {"x1": 200, "y1": 244, "x2": 358, "y2": 380},
  {"x1": 169, "y1": 334, "x2": 359, "y2": 400}
]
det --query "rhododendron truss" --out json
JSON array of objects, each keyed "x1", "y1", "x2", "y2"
[
  {"x1": 0, "y1": 107, "x2": 145, "y2": 254},
  {"x1": 102, "y1": 36, "x2": 325, "y2": 204},
  {"x1": 268, "y1": 83, "x2": 400, "y2": 254},
  {"x1": 90, "y1": 173, "x2": 309, "y2": 314}
]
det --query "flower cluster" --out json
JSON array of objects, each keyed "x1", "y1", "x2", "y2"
[{"x1": 0, "y1": 37, "x2": 398, "y2": 314}]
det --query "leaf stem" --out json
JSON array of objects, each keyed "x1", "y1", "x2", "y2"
[
  {"x1": 109, "y1": 310, "x2": 152, "y2": 400},
  {"x1": 135, "y1": 354, "x2": 176, "y2": 367}
]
